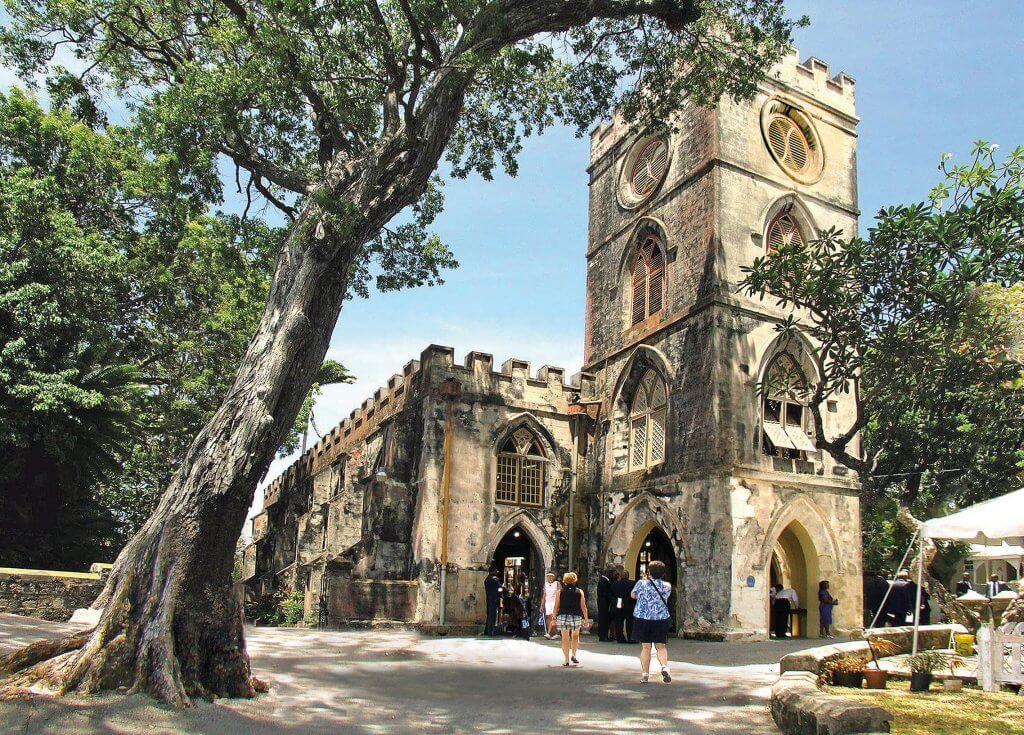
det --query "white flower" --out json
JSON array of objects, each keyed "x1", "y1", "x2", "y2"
[{"x1": 942, "y1": 153, "x2": 953, "y2": 160}]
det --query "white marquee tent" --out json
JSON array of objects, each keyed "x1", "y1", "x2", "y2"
[
  {"x1": 921, "y1": 488, "x2": 1024, "y2": 546},
  {"x1": 911, "y1": 488, "x2": 1024, "y2": 654}
]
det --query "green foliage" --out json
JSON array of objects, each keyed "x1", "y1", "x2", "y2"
[
  {"x1": 244, "y1": 589, "x2": 306, "y2": 626},
  {"x1": 0, "y1": 89, "x2": 352, "y2": 567},
  {"x1": 741, "y1": 143, "x2": 1024, "y2": 574}
]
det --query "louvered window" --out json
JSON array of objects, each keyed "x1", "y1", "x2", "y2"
[
  {"x1": 761, "y1": 354, "x2": 815, "y2": 460},
  {"x1": 766, "y1": 213, "x2": 804, "y2": 253},
  {"x1": 629, "y1": 369, "x2": 668, "y2": 472},
  {"x1": 495, "y1": 427, "x2": 546, "y2": 507},
  {"x1": 630, "y1": 138, "x2": 669, "y2": 198},
  {"x1": 630, "y1": 235, "x2": 666, "y2": 326},
  {"x1": 767, "y1": 114, "x2": 814, "y2": 176}
]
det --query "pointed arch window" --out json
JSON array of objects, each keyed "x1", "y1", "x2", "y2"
[
  {"x1": 765, "y1": 212, "x2": 804, "y2": 253},
  {"x1": 629, "y1": 370, "x2": 668, "y2": 471},
  {"x1": 630, "y1": 235, "x2": 665, "y2": 326},
  {"x1": 761, "y1": 354, "x2": 816, "y2": 459},
  {"x1": 496, "y1": 427, "x2": 546, "y2": 507}
]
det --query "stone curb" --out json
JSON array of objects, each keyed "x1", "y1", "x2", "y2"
[{"x1": 770, "y1": 671, "x2": 891, "y2": 735}]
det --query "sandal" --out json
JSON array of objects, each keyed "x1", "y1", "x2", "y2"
[{"x1": 570, "y1": 656, "x2": 579, "y2": 665}]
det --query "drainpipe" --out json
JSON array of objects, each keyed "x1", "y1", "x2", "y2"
[{"x1": 438, "y1": 378, "x2": 461, "y2": 626}]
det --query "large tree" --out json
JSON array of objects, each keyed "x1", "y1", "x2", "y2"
[
  {"x1": 0, "y1": 0, "x2": 797, "y2": 705},
  {"x1": 741, "y1": 143, "x2": 1024, "y2": 572}
]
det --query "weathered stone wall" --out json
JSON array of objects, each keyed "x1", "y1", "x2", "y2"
[
  {"x1": 0, "y1": 567, "x2": 105, "y2": 621},
  {"x1": 328, "y1": 578, "x2": 419, "y2": 622},
  {"x1": 409, "y1": 346, "x2": 588, "y2": 625}
]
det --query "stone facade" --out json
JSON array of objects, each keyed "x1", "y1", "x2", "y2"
[{"x1": 246, "y1": 48, "x2": 865, "y2": 640}]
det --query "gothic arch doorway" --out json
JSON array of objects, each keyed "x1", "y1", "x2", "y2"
[
  {"x1": 769, "y1": 520, "x2": 821, "y2": 638},
  {"x1": 490, "y1": 526, "x2": 543, "y2": 600},
  {"x1": 626, "y1": 524, "x2": 678, "y2": 630}
]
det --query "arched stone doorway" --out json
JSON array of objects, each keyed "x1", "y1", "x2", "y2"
[
  {"x1": 490, "y1": 525, "x2": 543, "y2": 600},
  {"x1": 769, "y1": 520, "x2": 821, "y2": 638},
  {"x1": 628, "y1": 524, "x2": 678, "y2": 630}
]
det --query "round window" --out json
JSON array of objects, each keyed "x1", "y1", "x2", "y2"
[
  {"x1": 618, "y1": 135, "x2": 671, "y2": 209},
  {"x1": 630, "y1": 139, "x2": 669, "y2": 197},
  {"x1": 760, "y1": 100, "x2": 824, "y2": 184}
]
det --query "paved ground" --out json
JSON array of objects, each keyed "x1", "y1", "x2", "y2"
[{"x1": 0, "y1": 614, "x2": 809, "y2": 734}]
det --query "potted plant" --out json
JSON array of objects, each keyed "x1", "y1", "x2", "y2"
[
  {"x1": 825, "y1": 656, "x2": 866, "y2": 688},
  {"x1": 863, "y1": 636, "x2": 899, "y2": 689},
  {"x1": 906, "y1": 650, "x2": 950, "y2": 692}
]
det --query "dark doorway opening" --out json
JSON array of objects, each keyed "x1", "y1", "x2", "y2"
[
  {"x1": 635, "y1": 526, "x2": 677, "y2": 630},
  {"x1": 490, "y1": 526, "x2": 543, "y2": 634}
]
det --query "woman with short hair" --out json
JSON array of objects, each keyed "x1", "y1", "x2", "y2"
[
  {"x1": 552, "y1": 572, "x2": 589, "y2": 667},
  {"x1": 630, "y1": 560, "x2": 672, "y2": 683}
]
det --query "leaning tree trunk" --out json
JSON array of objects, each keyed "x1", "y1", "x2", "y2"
[{"x1": 0, "y1": 77, "x2": 475, "y2": 707}]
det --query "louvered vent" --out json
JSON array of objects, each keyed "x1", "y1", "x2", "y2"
[
  {"x1": 766, "y1": 213, "x2": 804, "y2": 253},
  {"x1": 767, "y1": 114, "x2": 813, "y2": 175}
]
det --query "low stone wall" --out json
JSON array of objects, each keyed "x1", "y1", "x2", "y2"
[
  {"x1": 328, "y1": 579, "x2": 419, "y2": 623},
  {"x1": 780, "y1": 624, "x2": 968, "y2": 676},
  {"x1": 771, "y1": 671, "x2": 891, "y2": 735},
  {"x1": 0, "y1": 566, "x2": 107, "y2": 622}
]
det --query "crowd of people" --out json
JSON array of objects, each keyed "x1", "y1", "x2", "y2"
[
  {"x1": 481, "y1": 562, "x2": 675, "y2": 683},
  {"x1": 863, "y1": 568, "x2": 932, "y2": 627}
]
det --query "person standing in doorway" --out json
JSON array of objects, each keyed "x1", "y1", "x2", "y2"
[
  {"x1": 631, "y1": 561, "x2": 672, "y2": 683},
  {"x1": 552, "y1": 572, "x2": 589, "y2": 667},
  {"x1": 772, "y1": 583, "x2": 791, "y2": 639},
  {"x1": 483, "y1": 568, "x2": 502, "y2": 636},
  {"x1": 818, "y1": 580, "x2": 837, "y2": 638},
  {"x1": 597, "y1": 567, "x2": 615, "y2": 642},
  {"x1": 610, "y1": 570, "x2": 636, "y2": 643},
  {"x1": 540, "y1": 572, "x2": 561, "y2": 639}
]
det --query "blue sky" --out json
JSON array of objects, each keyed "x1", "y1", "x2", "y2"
[{"x1": 2, "y1": 2, "x2": 1022, "y2": 507}]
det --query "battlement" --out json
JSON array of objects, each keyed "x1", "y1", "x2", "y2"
[
  {"x1": 770, "y1": 47, "x2": 856, "y2": 115},
  {"x1": 260, "y1": 344, "x2": 595, "y2": 506},
  {"x1": 416, "y1": 344, "x2": 595, "y2": 394}
]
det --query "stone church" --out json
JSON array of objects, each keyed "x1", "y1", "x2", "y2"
[{"x1": 244, "y1": 47, "x2": 864, "y2": 640}]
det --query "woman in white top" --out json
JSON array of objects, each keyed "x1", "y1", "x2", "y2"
[{"x1": 539, "y1": 572, "x2": 561, "y2": 639}]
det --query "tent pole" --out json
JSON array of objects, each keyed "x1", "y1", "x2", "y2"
[{"x1": 911, "y1": 534, "x2": 925, "y2": 655}]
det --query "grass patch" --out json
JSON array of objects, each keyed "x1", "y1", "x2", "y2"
[{"x1": 826, "y1": 680, "x2": 1024, "y2": 735}]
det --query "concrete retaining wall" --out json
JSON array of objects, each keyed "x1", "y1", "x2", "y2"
[
  {"x1": 780, "y1": 624, "x2": 967, "y2": 676},
  {"x1": 771, "y1": 671, "x2": 890, "y2": 735},
  {"x1": 0, "y1": 566, "x2": 107, "y2": 622}
]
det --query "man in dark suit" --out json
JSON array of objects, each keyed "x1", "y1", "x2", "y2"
[
  {"x1": 597, "y1": 567, "x2": 615, "y2": 642},
  {"x1": 955, "y1": 572, "x2": 973, "y2": 596},
  {"x1": 987, "y1": 574, "x2": 1009, "y2": 598},
  {"x1": 609, "y1": 570, "x2": 636, "y2": 643},
  {"x1": 864, "y1": 571, "x2": 889, "y2": 626},
  {"x1": 484, "y1": 568, "x2": 502, "y2": 636},
  {"x1": 884, "y1": 570, "x2": 912, "y2": 626}
]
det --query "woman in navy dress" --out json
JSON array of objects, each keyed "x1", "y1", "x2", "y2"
[{"x1": 818, "y1": 580, "x2": 837, "y2": 639}]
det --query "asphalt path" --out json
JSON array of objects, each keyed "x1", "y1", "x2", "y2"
[{"x1": 0, "y1": 614, "x2": 809, "y2": 734}]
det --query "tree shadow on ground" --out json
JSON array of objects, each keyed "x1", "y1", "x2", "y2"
[{"x1": 0, "y1": 619, "x2": 784, "y2": 734}]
